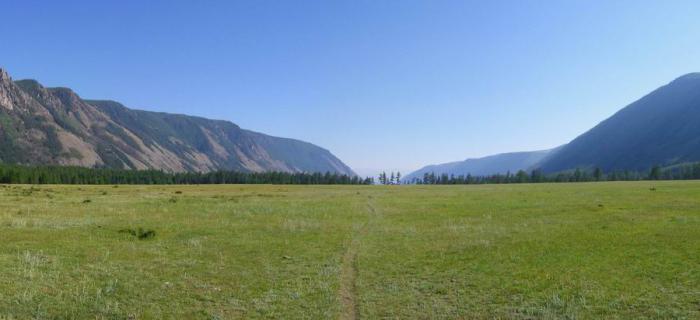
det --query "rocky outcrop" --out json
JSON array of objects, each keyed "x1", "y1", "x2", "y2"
[
  {"x1": 0, "y1": 68, "x2": 356, "y2": 175},
  {"x1": 0, "y1": 68, "x2": 16, "y2": 110}
]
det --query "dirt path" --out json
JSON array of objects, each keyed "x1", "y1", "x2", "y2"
[
  {"x1": 339, "y1": 235, "x2": 361, "y2": 320},
  {"x1": 338, "y1": 198, "x2": 379, "y2": 320}
]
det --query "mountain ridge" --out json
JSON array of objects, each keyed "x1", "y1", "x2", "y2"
[
  {"x1": 406, "y1": 72, "x2": 700, "y2": 179},
  {"x1": 538, "y1": 72, "x2": 700, "y2": 173},
  {"x1": 0, "y1": 68, "x2": 355, "y2": 175},
  {"x1": 404, "y1": 148, "x2": 558, "y2": 181}
]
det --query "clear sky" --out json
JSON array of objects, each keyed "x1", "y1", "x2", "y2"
[{"x1": 3, "y1": 1, "x2": 700, "y2": 177}]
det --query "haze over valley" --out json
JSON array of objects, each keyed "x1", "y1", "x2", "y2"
[{"x1": 2, "y1": 2, "x2": 700, "y2": 319}]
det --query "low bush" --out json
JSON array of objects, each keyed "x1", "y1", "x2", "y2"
[{"x1": 118, "y1": 228, "x2": 156, "y2": 240}]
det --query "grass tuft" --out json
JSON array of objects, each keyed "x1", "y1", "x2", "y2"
[{"x1": 118, "y1": 227, "x2": 157, "y2": 240}]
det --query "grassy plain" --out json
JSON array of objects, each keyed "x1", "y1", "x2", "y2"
[{"x1": 0, "y1": 182, "x2": 698, "y2": 319}]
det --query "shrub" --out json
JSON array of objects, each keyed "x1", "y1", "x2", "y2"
[{"x1": 118, "y1": 227, "x2": 156, "y2": 240}]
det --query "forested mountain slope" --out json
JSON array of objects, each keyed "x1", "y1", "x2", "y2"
[
  {"x1": 0, "y1": 68, "x2": 355, "y2": 175},
  {"x1": 539, "y1": 73, "x2": 700, "y2": 173},
  {"x1": 404, "y1": 149, "x2": 556, "y2": 181}
]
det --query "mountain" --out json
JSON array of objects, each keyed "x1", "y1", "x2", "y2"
[
  {"x1": 407, "y1": 73, "x2": 700, "y2": 179},
  {"x1": 403, "y1": 148, "x2": 558, "y2": 181},
  {"x1": 538, "y1": 73, "x2": 700, "y2": 173},
  {"x1": 0, "y1": 68, "x2": 355, "y2": 175}
]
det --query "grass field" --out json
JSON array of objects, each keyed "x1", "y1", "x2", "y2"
[{"x1": 1, "y1": 182, "x2": 699, "y2": 319}]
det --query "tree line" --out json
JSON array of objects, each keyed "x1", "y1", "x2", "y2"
[
  {"x1": 405, "y1": 163, "x2": 700, "y2": 184},
  {"x1": 2, "y1": 162, "x2": 700, "y2": 186},
  {"x1": 377, "y1": 171, "x2": 401, "y2": 185},
  {"x1": 0, "y1": 164, "x2": 373, "y2": 185}
]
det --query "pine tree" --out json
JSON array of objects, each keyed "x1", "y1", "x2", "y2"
[
  {"x1": 649, "y1": 165, "x2": 661, "y2": 180},
  {"x1": 593, "y1": 168, "x2": 603, "y2": 181},
  {"x1": 530, "y1": 169, "x2": 544, "y2": 183}
]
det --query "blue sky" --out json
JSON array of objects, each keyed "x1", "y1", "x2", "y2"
[{"x1": 3, "y1": 1, "x2": 700, "y2": 176}]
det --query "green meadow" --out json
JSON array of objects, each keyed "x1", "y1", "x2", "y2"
[{"x1": 1, "y1": 182, "x2": 698, "y2": 319}]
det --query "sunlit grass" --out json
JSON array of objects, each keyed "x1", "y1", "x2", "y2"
[{"x1": 0, "y1": 182, "x2": 698, "y2": 318}]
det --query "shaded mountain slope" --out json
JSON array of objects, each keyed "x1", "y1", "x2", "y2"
[
  {"x1": 404, "y1": 148, "x2": 557, "y2": 181},
  {"x1": 407, "y1": 72, "x2": 700, "y2": 178},
  {"x1": 539, "y1": 73, "x2": 700, "y2": 173}
]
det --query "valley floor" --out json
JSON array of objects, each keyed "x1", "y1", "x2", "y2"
[{"x1": 0, "y1": 182, "x2": 698, "y2": 318}]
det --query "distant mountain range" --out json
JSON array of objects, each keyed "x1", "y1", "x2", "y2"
[
  {"x1": 406, "y1": 73, "x2": 700, "y2": 179},
  {"x1": 403, "y1": 149, "x2": 557, "y2": 182},
  {"x1": 0, "y1": 68, "x2": 355, "y2": 175}
]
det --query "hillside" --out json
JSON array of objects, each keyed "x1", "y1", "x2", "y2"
[
  {"x1": 0, "y1": 68, "x2": 355, "y2": 175},
  {"x1": 539, "y1": 73, "x2": 700, "y2": 173},
  {"x1": 407, "y1": 73, "x2": 700, "y2": 178},
  {"x1": 403, "y1": 148, "x2": 557, "y2": 181}
]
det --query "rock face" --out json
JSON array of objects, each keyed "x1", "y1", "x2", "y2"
[
  {"x1": 0, "y1": 69, "x2": 16, "y2": 110},
  {"x1": 0, "y1": 68, "x2": 355, "y2": 175}
]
